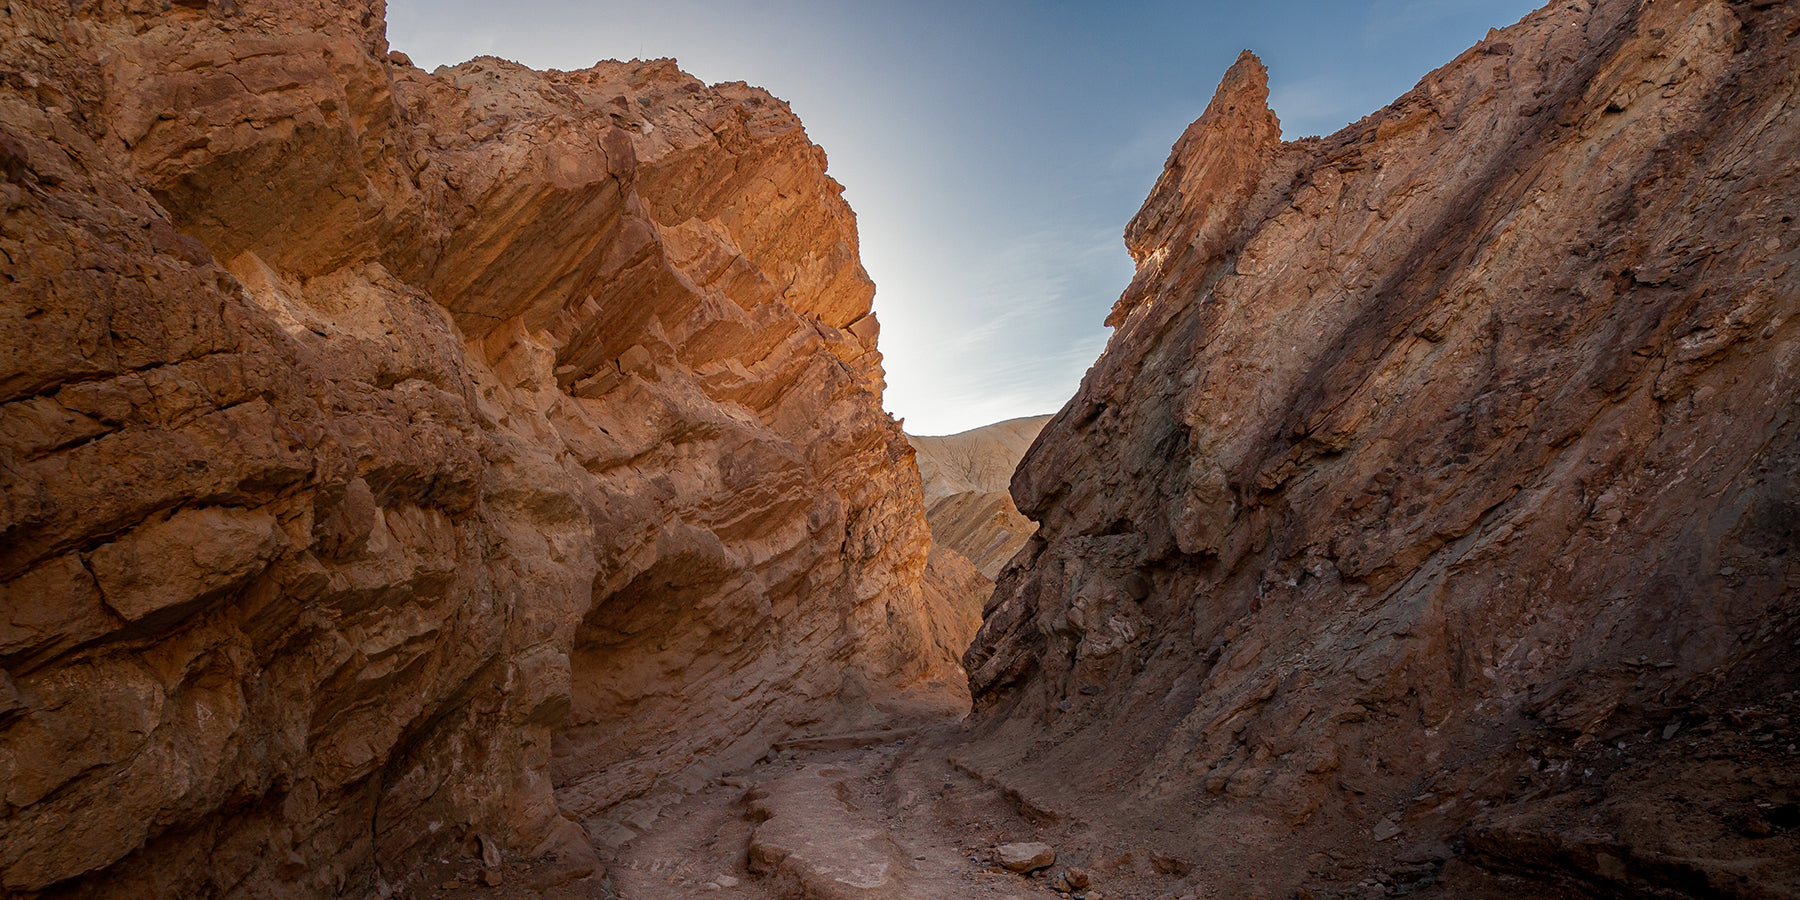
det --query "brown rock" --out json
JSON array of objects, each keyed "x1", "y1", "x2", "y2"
[
  {"x1": 1149, "y1": 852, "x2": 1190, "y2": 876},
  {"x1": 1064, "y1": 865, "x2": 1090, "y2": 890},
  {"x1": 997, "y1": 841, "x2": 1056, "y2": 873},
  {"x1": 87, "y1": 507, "x2": 284, "y2": 623},
  {"x1": 0, "y1": 1, "x2": 962, "y2": 896},
  {"x1": 965, "y1": 0, "x2": 1800, "y2": 894}
]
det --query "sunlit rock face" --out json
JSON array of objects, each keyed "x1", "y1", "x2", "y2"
[
  {"x1": 0, "y1": 1, "x2": 966, "y2": 895},
  {"x1": 964, "y1": 0, "x2": 1800, "y2": 893}
]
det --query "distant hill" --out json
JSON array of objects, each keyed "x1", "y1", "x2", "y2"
[
  {"x1": 907, "y1": 415, "x2": 1052, "y2": 501},
  {"x1": 907, "y1": 415, "x2": 1051, "y2": 579}
]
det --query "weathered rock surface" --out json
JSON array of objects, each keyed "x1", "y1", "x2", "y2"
[
  {"x1": 994, "y1": 842, "x2": 1055, "y2": 874},
  {"x1": 0, "y1": 1, "x2": 963, "y2": 895},
  {"x1": 908, "y1": 415, "x2": 1048, "y2": 580},
  {"x1": 746, "y1": 765, "x2": 915, "y2": 899},
  {"x1": 964, "y1": 1, "x2": 1800, "y2": 896},
  {"x1": 919, "y1": 490, "x2": 1039, "y2": 582}
]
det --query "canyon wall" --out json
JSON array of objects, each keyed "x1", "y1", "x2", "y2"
[
  {"x1": 0, "y1": 1, "x2": 967, "y2": 896},
  {"x1": 908, "y1": 414, "x2": 1049, "y2": 580},
  {"x1": 963, "y1": 0, "x2": 1799, "y2": 895}
]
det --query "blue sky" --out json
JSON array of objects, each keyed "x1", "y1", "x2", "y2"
[{"x1": 387, "y1": 1, "x2": 1543, "y2": 435}]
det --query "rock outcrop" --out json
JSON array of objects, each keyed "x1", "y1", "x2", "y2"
[
  {"x1": 964, "y1": 1, "x2": 1800, "y2": 896},
  {"x1": 908, "y1": 415, "x2": 1048, "y2": 579},
  {"x1": 0, "y1": 1, "x2": 965, "y2": 896}
]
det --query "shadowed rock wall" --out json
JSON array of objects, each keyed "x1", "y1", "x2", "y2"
[
  {"x1": 964, "y1": 0, "x2": 1799, "y2": 894},
  {"x1": 0, "y1": 1, "x2": 968, "y2": 895}
]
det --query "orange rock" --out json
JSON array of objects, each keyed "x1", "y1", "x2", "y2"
[{"x1": 0, "y1": 1, "x2": 959, "y2": 895}]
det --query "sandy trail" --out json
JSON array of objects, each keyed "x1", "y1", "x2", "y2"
[
  {"x1": 603, "y1": 721, "x2": 1069, "y2": 900},
  {"x1": 414, "y1": 717, "x2": 1214, "y2": 900}
]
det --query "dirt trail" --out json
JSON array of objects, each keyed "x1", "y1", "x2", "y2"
[
  {"x1": 569, "y1": 714, "x2": 1231, "y2": 900},
  {"x1": 409, "y1": 716, "x2": 1219, "y2": 900},
  {"x1": 606, "y1": 722, "x2": 1058, "y2": 900}
]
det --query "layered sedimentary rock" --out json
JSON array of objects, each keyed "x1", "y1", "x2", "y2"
[
  {"x1": 965, "y1": 1, "x2": 1800, "y2": 895},
  {"x1": 919, "y1": 489, "x2": 1037, "y2": 581},
  {"x1": 908, "y1": 415, "x2": 1048, "y2": 579},
  {"x1": 0, "y1": 1, "x2": 964, "y2": 896}
]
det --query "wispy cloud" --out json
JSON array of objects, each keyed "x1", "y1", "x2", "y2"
[
  {"x1": 388, "y1": 0, "x2": 1541, "y2": 436},
  {"x1": 881, "y1": 223, "x2": 1124, "y2": 435}
]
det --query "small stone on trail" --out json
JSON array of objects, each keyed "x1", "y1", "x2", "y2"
[
  {"x1": 1150, "y1": 852, "x2": 1191, "y2": 875},
  {"x1": 1065, "y1": 865, "x2": 1091, "y2": 889},
  {"x1": 481, "y1": 868, "x2": 503, "y2": 887},
  {"x1": 997, "y1": 841, "x2": 1056, "y2": 873}
]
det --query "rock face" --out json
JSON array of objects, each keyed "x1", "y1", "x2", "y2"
[
  {"x1": 918, "y1": 489, "x2": 1038, "y2": 581},
  {"x1": 964, "y1": 1, "x2": 1800, "y2": 895},
  {"x1": 908, "y1": 415, "x2": 1048, "y2": 579},
  {"x1": 0, "y1": 1, "x2": 965, "y2": 895}
]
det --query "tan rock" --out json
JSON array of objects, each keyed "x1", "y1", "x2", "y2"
[
  {"x1": 904, "y1": 414, "x2": 1049, "y2": 643},
  {"x1": 746, "y1": 765, "x2": 912, "y2": 896},
  {"x1": 996, "y1": 841, "x2": 1055, "y2": 873},
  {"x1": 908, "y1": 415, "x2": 1051, "y2": 503},
  {"x1": 923, "y1": 490, "x2": 1038, "y2": 581}
]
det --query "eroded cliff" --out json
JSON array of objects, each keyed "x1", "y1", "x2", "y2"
[
  {"x1": 964, "y1": 1, "x2": 1800, "y2": 896},
  {"x1": 907, "y1": 415, "x2": 1049, "y2": 580},
  {"x1": 0, "y1": 1, "x2": 968, "y2": 896}
]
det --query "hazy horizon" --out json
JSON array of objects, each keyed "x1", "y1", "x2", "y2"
[{"x1": 387, "y1": 0, "x2": 1544, "y2": 434}]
